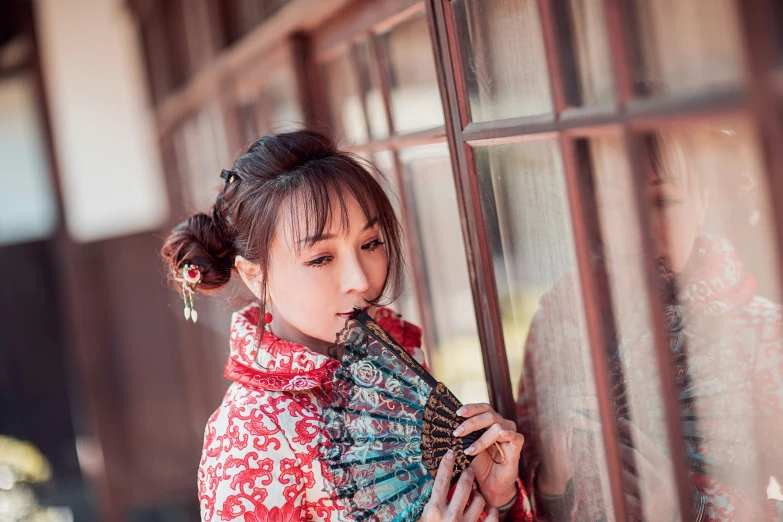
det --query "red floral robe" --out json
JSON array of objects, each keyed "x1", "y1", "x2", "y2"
[{"x1": 198, "y1": 303, "x2": 533, "y2": 522}]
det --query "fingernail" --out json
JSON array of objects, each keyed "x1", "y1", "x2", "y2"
[
  {"x1": 500, "y1": 429, "x2": 511, "y2": 436},
  {"x1": 445, "y1": 449, "x2": 454, "y2": 460},
  {"x1": 456, "y1": 406, "x2": 466, "y2": 416},
  {"x1": 465, "y1": 444, "x2": 476, "y2": 455},
  {"x1": 453, "y1": 425, "x2": 464, "y2": 436}
]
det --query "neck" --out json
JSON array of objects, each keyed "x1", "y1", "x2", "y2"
[{"x1": 266, "y1": 302, "x2": 333, "y2": 356}]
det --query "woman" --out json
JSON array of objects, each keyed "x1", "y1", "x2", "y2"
[{"x1": 161, "y1": 131, "x2": 532, "y2": 522}]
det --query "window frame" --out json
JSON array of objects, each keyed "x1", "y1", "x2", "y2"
[{"x1": 426, "y1": 0, "x2": 783, "y2": 517}]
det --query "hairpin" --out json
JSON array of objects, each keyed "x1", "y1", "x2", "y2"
[
  {"x1": 220, "y1": 169, "x2": 237, "y2": 184},
  {"x1": 181, "y1": 264, "x2": 202, "y2": 323}
]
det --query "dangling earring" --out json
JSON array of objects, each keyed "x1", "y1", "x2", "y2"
[{"x1": 181, "y1": 264, "x2": 202, "y2": 323}]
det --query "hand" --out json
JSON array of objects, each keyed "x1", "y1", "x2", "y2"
[
  {"x1": 422, "y1": 449, "x2": 498, "y2": 522},
  {"x1": 618, "y1": 418, "x2": 678, "y2": 522},
  {"x1": 535, "y1": 392, "x2": 601, "y2": 496},
  {"x1": 452, "y1": 403, "x2": 524, "y2": 508}
]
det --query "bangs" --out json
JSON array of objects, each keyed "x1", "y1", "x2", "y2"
[
  {"x1": 645, "y1": 132, "x2": 693, "y2": 189},
  {"x1": 284, "y1": 156, "x2": 396, "y2": 256}
]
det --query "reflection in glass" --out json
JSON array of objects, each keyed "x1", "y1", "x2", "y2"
[
  {"x1": 588, "y1": 122, "x2": 783, "y2": 519},
  {"x1": 372, "y1": 150, "x2": 422, "y2": 330},
  {"x1": 382, "y1": 14, "x2": 445, "y2": 133},
  {"x1": 452, "y1": 0, "x2": 552, "y2": 121},
  {"x1": 631, "y1": 0, "x2": 744, "y2": 96},
  {"x1": 400, "y1": 143, "x2": 487, "y2": 403},
  {"x1": 322, "y1": 51, "x2": 367, "y2": 144},
  {"x1": 475, "y1": 140, "x2": 614, "y2": 519}
]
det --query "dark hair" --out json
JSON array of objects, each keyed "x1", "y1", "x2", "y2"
[{"x1": 161, "y1": 130, "x2": 405, "y2": 320}]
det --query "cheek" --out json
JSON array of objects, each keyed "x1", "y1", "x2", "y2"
[
  {"x1": 661, "y1": 207, "x2": 700, "y2": 271},
  {"x1": 368, "y1": 249, "x2": 389, "y2": 289}
]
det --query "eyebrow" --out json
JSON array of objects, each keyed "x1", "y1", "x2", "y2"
[{"x1": 299, "y1": 216, "x2": 379, "y2": 246}]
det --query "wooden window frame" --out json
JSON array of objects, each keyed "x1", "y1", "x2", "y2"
[{"x1": 426, "y1": 0, "x2": 783, "y2": 517}]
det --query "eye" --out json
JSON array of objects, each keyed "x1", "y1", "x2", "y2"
[
  {"x1": 362, "y1": 239, "x2": 385, "y2": 251},
  {"x1": 654, "y1": 197, "x2": 680, "y2": 209},
  {"x1": 306, "y1": 256, "x2": 333, "y2": 268}
]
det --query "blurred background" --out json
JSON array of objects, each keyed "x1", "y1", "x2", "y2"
[{"x1": 3, "y1": 0, "x2": 783, "y2": 520}]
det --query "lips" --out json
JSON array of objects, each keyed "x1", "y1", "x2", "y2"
[{"x1": 337, "y1": 306, "x2": 369, "y2": 318}]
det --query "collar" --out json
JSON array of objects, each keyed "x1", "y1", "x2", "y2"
[
  {"x1": 223, "y1": 302, "x2": 337, "y2": 391},
  {"x1": 223, "y1": 302, "x2": 421, "y2": 391},
  {"x1": 677, "y1": 234, "x2": 757, "y2": 315}
]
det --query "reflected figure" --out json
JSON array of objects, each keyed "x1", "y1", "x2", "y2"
[{"x1": 516, "y1": 128, "x2": 783, "y2": 521}]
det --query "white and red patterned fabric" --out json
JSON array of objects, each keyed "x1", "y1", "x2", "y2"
[{"x1": 198, "y1": 303, "x2": 533, "y2": 522}]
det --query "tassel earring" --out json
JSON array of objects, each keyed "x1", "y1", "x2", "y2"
[{"x1": 181, "y1": 264, "x2": 202, "y2": 323}]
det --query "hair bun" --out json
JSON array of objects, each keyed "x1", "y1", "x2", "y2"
[{"x1": 161, "y1": 208, "x2": 235, "y2": 293}]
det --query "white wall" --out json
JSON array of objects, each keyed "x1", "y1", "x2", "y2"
[{"x1": 34, "y1": 0, "x2": 168, "y2": 242}]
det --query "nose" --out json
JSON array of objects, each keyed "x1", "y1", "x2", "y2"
[{"x1": 340, "y1": 253, "x2": 370, "y2": 295}]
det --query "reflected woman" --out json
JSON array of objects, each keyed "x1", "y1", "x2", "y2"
[{"x1": 516, "y1": 127, "x2": 783, "y2": 521}]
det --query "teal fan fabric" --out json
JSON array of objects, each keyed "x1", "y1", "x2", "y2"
[{"x1": 321, "y1": 310, "x2": 486, "y2": 522}]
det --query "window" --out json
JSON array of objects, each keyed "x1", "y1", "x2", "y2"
[
  {"x1": 434, "y1": 0, "x2": 783, "y2": 517},
  {"x1": 315, "y1": 1, "x2": 488, "y2": 403}
]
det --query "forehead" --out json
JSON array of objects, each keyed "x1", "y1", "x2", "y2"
[
  {"x1": 645, "y1": 133, "x2": 700, "y2": 192},
  {"x1": 276, "y1": 189, "x2": 378, "y2": 252}
]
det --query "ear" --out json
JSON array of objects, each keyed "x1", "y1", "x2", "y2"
[{"x1": 235, "y1": 255, "x2": 263, "y2": 300}]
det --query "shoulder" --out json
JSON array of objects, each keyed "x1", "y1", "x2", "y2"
[
  {"x1": 373, "y1": 306, "x2": 427, "y2": 368},
  {"x1": 198, "y1": 383, "x2": 298, "y2": 521},
  {"x1": 373, "y1": 306, "x2": 423, "y2": 349}
]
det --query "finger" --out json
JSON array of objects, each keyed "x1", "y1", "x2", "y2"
[
  {"x1": 462, "y1": 491, "x2": 486, "y2": 522},
  {"x1": 621, "y1": 468, "x2": 641, "y2": 498},
  {"x1": 455, "y1": 403, "x2": 494, "y2": 419},
  {"x1": 431, "y1": 449, "x2": 455, "y2": 505},
  {"x1": 448, "y1": 468, "x2": 475, "y2": 517},
  {"x1": 454, "y1": 411, "x2": 515, "y2": 437},
  {"x1": 465, "y1": 423, "x2": 525, "y2": 457},
  {"x1": 625, "y1": 492, "x2": 644, "y2": 519},
  {"x1": 619, "y1": 419, "x2": 668, "y2": 468},
  {"x1": 618, "y1": 440, "x2": 659, "y2": 479},
  {"x1": 454, "y1": 411, "x2": 496, "y2": 437}
]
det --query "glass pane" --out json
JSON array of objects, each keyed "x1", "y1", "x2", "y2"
[
  {"x1": 400, "y1": 143, "x2": 487, "y2": 404},
  {"x1": 0, "y1": 74, "x2": 57, "y2": 246},
  {"x1": 567, "y1": 0, "x2": 614, "y2": 106},
  {"x1": 382, "y1": 14, "x2": 445, "y2": 133},
  {"x1": 632, "y1": 0, "x2": 744, "y2": 96},
  {"x1": 356, "y1": 40, "x2": 389, "y2": 140},
  {"x1": 322, "y1": 51, "x2": 367, "y2": 144},
  {"x1": 372, "y1": 150, "x2": 423, "y2": 332},
  {"x1": 586, "y1": 120, "x2": 783, "y2": 518},
  {"x1": 586, "y1": 135, "x2": 681, "y2": 521},
  {"x1": 638, "y1": 122, "x2": 782, "y2": 513},
  {"x1": 452, "y1": 0, "x2": 552, "y2": 122},
  {"x1": 476, "y1": 140, "x2": 614, "y2": 517}
]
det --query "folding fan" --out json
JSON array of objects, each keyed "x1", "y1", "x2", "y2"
[{"x1": 320, "y1": 309, "x2": 489, "y2": 522}]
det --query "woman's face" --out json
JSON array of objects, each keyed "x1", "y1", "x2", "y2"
[
  {"x1": 239, "y1": 193, "x2": 389, "y2": 352},
  {"x1": 647, "y1": 170, "x2": 706, "y2": 274}
]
